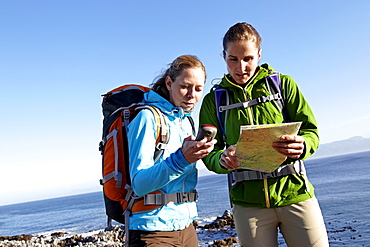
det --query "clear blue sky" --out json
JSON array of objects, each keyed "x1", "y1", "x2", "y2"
[{"x1": 1, "y1": 1, "x2": 370, "y2": 206}]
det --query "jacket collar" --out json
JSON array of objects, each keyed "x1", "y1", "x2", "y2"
[
  {"x1": 144, "y1": 90, "x2": 190, "y2": 120},
  {"x1": 220, "y1": 63, "x2": 275, "y2": 89}
]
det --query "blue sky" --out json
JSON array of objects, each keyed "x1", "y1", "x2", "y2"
[{"x1": 1, "y1": 1, "x2": 370, "y2": 206}]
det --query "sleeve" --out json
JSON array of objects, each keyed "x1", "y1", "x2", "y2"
[
  {"x1": 199, "y1": 92, "x2": 230, "y2": 174},
  {"x1": 282, "y1": 75, "x2": 320, "y2": 160},
  {"x1": 127, "y1": 109, "x2": 190, "y2": 196}
]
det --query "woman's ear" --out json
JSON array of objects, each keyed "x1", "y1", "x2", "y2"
[{"x1": 165, "y1": 76, "x2": 172, "y2": 91}]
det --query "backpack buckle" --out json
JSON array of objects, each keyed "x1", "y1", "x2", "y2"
[
  {"x1": 257, "y1": 93, "x2": 282, "y2": 104},
  {"x1": 256, "y1": 95, "x2": 269, "y2": 103},
  {"x1": 156, "y1": 142, "x2": 168, "y2": 150}
]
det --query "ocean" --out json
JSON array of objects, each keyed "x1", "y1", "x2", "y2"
[{"x1": 1, "y1": 151, "x2": 369, "y2": 246}]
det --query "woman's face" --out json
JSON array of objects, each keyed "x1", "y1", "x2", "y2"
[
  {"x1": 224, "y1": 40, "x2": 261, "y2": 84},
  {"x1": 165, "y1": 67, "x2": 205, "y2": 112}
]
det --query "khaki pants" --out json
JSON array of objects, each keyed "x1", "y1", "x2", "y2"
[
  {"x1": 233, "y1": 197, "x2": 329, "y2": 247},
  {"x1": 128, "y1": 224, "x2": 198, "y2": 247}
]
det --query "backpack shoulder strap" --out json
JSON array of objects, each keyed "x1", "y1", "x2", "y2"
[
  {"x1": 212, "y1": 85, "x2": 229, "y2": 141},
  {"x1": 265, "y1": 72, "x2": 289, "y2": 121},
  {"x1": 214, "y1": 73, "x2": 289, "y2": 122},
  {"x1": 187, "y1": 116, "x2": 196, "y2": 136},
  {"x1": 212, "y1": 85, "x2": 234, "y2": 207},
  {"x1": 136, "y1": 105, "x2": 169, "y2": 162}
]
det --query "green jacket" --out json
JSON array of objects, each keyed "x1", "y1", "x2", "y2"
[{"x1": 199, "y1": 64, "x2": 319, "y2": 208}]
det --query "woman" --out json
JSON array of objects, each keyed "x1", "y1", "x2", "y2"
[
  {"x1": 199, "y1": 23, "x2": 329, "y2": 246},
  {"x1": 127, "y1": 55, "x2": 216, "y2": 246}
]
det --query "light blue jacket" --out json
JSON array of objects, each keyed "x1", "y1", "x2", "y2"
[{"x1": 127, "y1": 90, "x2": 198, "y2": 231}]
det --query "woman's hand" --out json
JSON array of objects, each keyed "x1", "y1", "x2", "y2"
[
  {"x1": 272, "y1": 135, "x2": 305, "y2": 159},
  {"x1": 220, "y1": 145, "x2": 240, "y2": 170},
  {"x1": 181, "y1": 136, "x2": 217, "y2": 163}
]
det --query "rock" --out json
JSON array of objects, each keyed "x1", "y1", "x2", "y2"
[
  {"x1": 193, "y1": 219, "x2": 199, "y2": 228},
  {"x1": 198, "y1": 210, "x2": 235, "y2": 230},
  {"x1": 211, "y1": 237, "x2": 238, "y2": 246},
  {"x1": 51, "y1": 231, "x2": 68, "y2": 237},
  {"x1": 196, "y1": 210, "x2": 239, "y2": 246},
  {"x1": 0, "y1": 234, "x2": 34, "y2": 241}
]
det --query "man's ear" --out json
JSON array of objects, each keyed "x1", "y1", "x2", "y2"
[{"x1": 258, "y1": 49, "x2": 262, "y2": 60}]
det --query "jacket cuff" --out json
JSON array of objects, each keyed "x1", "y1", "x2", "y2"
[{"x1": 168, "y1": 148, "x2": 191, "y2": 171}]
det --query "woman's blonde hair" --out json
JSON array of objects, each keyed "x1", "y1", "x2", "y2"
[{"x1": 151, "y1": 55, "x2": 206, "y2": 101}]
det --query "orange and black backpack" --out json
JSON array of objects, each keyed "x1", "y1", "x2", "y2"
[
  {"x1": 99, "y1": 84, "x2": 198, "y2": 243},
  {"x1": 99, "y1": 84, "x2": 170, "y2": 229}
]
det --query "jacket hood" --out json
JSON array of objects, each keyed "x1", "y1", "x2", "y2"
[{"x1": 143, "y1": 90, "x2": 191, "y2": 120}]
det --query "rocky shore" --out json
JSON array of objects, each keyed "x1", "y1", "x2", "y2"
[
  {"x1": 0, "y1": 210, "x2": 239, "y2": 247},
  {"x1": 0, "y1": 228, "x2": 125, "y2": 247},
  {"x1": 1, "y1": 209, "x2": 365, "y2": 246}
]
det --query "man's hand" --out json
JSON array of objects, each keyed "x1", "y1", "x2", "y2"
[
  {"x1": 220, "y1": 145, "x2": 240, "y2": 170},
  {"x1": 272, "y1": 135, "x2": 305, "y2": 159}
]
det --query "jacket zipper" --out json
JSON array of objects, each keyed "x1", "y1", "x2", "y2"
[
  {"x1": 225, "y1": 74, "x2": 271, "y2": 208},
  {"x1": 244, "y1": 94, "x2": 271, "y2": 208},
  {"x1": 179, "y1": 114, "x2": 193, "y2": 193},
  {"x1": 180, "y1": 115, "x2": 194, "y2": 220}
]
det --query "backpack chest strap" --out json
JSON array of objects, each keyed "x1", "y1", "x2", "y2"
[
  {"x1": 219, "y1": 93, "x2": 282, "y2": 112},
  {"x1": 143, "y1": 190, "x2": 198, "y2": 205},
  {"x1": 232, "y1": 160, "x2": 306, "y2": 183}
]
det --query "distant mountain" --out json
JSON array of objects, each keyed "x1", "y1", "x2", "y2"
[{"x1": 311, "y1": 136, "x2": 370, "y2": 158}]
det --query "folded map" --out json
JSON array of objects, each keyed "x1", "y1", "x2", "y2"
[{"x1": 235, "y1": 122, "x2": 302, "y2": 172}]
